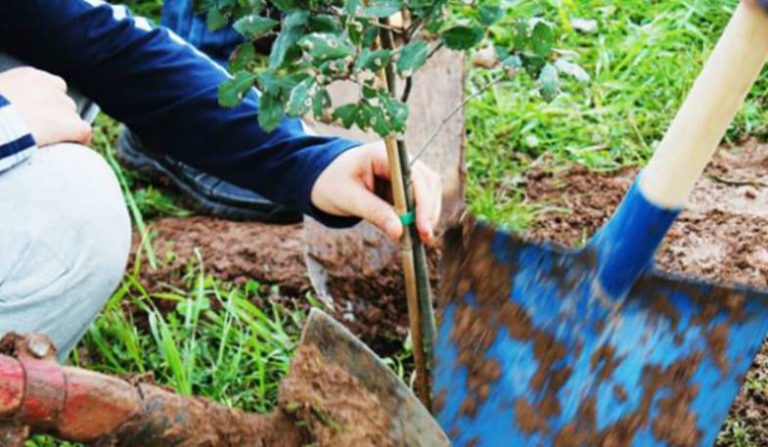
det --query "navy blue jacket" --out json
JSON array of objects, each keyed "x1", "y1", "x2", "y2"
[{"x1": 0, "y1": 0, "x2": 361, "y2": 226}]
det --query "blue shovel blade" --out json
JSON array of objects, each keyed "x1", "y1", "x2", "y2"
[{"x1": 434, "y1": 222, "x2": 768, "y2": 447}]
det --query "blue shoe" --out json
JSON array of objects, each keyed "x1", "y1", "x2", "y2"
[{"x1": 117, "y1": 129, "x2": 302, "y2": 223}]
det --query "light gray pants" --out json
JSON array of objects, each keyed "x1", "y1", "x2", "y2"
[{"x1": 0, "y1": 55, "x2": 131, "y2": 361}]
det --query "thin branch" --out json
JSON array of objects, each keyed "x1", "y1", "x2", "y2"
[
  {"x1": 411, "y1": 75, "x2": 506, "y2": 165},
  {"x1": 401, "y1": 77, "x2": 413, "y2": 103},
  {"x1": 379, "y1": 18, "x2": 398, "y2": 95},
  {"x1": 368, "y1": 20, "x2": 407, "y2": 37},
  {"x1": 426, "y1": 41, "x2": 444, "y2": 60},
  {"x1": 406, "y1": 18, "x2": 425, "y2": 41},
  {"x1": 400, "y1": 42, "x2": 442, "y2": 104}
]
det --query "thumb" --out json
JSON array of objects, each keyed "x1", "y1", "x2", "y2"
[{"x1": 348, "y1": 185, "x2": 403, "y2": 240}]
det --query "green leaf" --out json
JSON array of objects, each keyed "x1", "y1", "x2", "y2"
[
  {"x1": 299, "y1": 33, "x2": 355, "y2": 61},
  {"x1": 501, "y1": 54, "x2": 522, "y2": 70},
  {"x1": 206, "y1": 8, "x2": 229, "y2": 32},
  {"x1": 256, "y1": 70, "x2": 286, "y2": 92},
  {"x1": 362, "y1": 0, "x2": 401, "y2": 18},
  {"x1": 396, "y1": 41, "x2": 428, "y2": 76},
  {"x1": 228, "y1": 42, "x2": 256, "y2": 72},
  {"x1": 318, "y1": 58, "x2": 351, "y2": 76},
  {"x1": 284, "y1": 9, "x2": 310, "y2": 29},
  {"x1": 513, "y1": 20, "x2": 529, "y2": 52},
  {"x1": 355, "y1": 48, "x2": 393, "y2": 72},
  {"x1": 539, "y1": 63, "x2": 559, "y2": 102},
  {"x1": 362, "y1": 83, "x2": 380, "y2": 99},
  {"x1": 355, "y1": 102, "x2": 374, "y2": 131},
  {"x1": 269, "y1": 10, "x2": 309, "y2": 69},
  {"x1": 441, "y1": 25, "x2": 484, "y2": 50},
  {"x1": 362, "y1": 24, "x2": 380, "y2": 47},
  {"x1": 344, "y1": 0, "x2": 362, "y2": 16},
  {"x1": 259, "y1": 92, "x2": 285, "y2": 132},
  {"x1": 308, "y1": 15, "x2": 341, "y2": 33},
  {"x1": 233, "y1": 14, "x2": 278, "y2": 39},
  {"x1": 369, "y1": 107, "x2": 390, "y2": 137},
  {"x1": 312, "y1": 89, "x2": 332, "y2": 119},
  {"x1": 531, "y1": 22, "x2": 554, "y2": 57},
  {"x1": 333, "y1": 104, "x2": 358, "y2": 128},
  {"x1": 270, "y1": 33, "x2": 296, "y2": 69},
  {"x1": 286, "y1": 77, "x2": 316, "y2": 116},
  {"x1": 218, "y1": 71, "x2": 256, "y2": 108},
  {"x1": 479, "y1": 5, "x2": 503, "y2": 26},
  {"x1": 348, "y1": 19, "x2": 364, "y2": 45},
  {"x1": 381, "y1": 94, "x2": 408, "y2": 133},
  {"x1": 270, "y1": 0, "x2": 296, "y2": 12}
]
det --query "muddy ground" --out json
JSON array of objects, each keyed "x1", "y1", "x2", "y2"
[
  {"x1": 130, "y1": 217, "x2": 418, "y2": 355},
  {"x1": 132, "y1": 140, "x2": 768, "y2": 445}
]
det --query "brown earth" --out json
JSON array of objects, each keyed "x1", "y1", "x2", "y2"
[
  {"x1": 131, "y1": 217, "x2": 310, "y2": 295},
  {"x1": 522, "y1": 139, "x2": 768, "y2": 446},
  {"x1": 278, "y1": 343, "x2": 394, "y2": 446},
  {"x1": 130, "y1": 217, "x2": 417, "y2": 354}
]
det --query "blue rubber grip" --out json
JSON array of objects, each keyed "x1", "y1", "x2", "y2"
[{"x1": 587, "y1": 175, "x2": 681, "y2": 299}]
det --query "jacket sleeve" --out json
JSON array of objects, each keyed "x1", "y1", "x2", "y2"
[
  {"x1": 0, "y1": 95, "x2": 37, "y2": 173},
  {"x1": 0, "y1": 0, "x2": 361, "y2": 227}
]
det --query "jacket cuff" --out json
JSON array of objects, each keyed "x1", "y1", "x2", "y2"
[{"x1": 0, "y1": 95, "x2": 37, "y2": 172}]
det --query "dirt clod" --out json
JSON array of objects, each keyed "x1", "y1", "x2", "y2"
[{"x1": 278, "y1": 343, "x2": 393, "y2": 446}]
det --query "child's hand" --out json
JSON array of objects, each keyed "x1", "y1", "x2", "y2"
[
  {"x1": 311, "y1": 141, "x2": 442, "y2": 244},
  {"x1": 0, "y1": 67, "x2": 91, "y2": 147}
]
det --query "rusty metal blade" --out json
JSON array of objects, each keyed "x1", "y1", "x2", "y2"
[
  {"x1": 434, "y1": 221, "x2": 768, "y2": 447},
  {"x1": 300, "y1": 309, "x2": 450, "y2": 446}
]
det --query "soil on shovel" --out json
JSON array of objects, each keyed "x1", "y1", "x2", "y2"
[
  {"x1": 521, "y1": 139, "x2": 768, "y2": 445},
  {"x1": 278, "y1": 343, "x2": 394, "y2": 446}
]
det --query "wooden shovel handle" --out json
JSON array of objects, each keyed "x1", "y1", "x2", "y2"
[{"x1": 640, "y1": 1, "x2": 768, "y2": 208}]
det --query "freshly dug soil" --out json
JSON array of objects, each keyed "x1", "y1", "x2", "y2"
[
  {"x1": 278, "y1": 343, "x2": 393, "y2": 446},
  {"x1": 131, "y1": 217, "x2": 310, "y2": 295},
  {"x1": 303, "y1": 220, "x2": 443, "y2": 353},
  {"x1": 130, "y1": 217, "x2": 425, "y2": 354},
  {"x1": 524, "y1": 140, "x2": 768, "y2": 288},
  {"x1": 522, "y1": 139, "x2": 768, "y2": 446}
]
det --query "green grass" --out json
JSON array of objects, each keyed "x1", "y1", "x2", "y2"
[
  {"x1": 27, "y1": 1, "x2": 768, "y2": 445},
  {"x1": 28, "y1": 243, "x2": 308, "y2": 447},
  {"x1": 466, "y1": 0, "x2": 768, "y2": 226}
]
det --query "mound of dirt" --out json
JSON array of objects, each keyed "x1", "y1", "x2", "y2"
[
  {"x1": 130, "y1": 217, "x2": 418, "y2": 354},
  {"x1": 523, "y1": 139, "x2": 768, "y2": 445},
  {"x1": 132, "y1": 217, "x2": 310, "y2": 295},
  {"x1": 278, "y1": 343, "x2": 394, "y2": 446}
]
